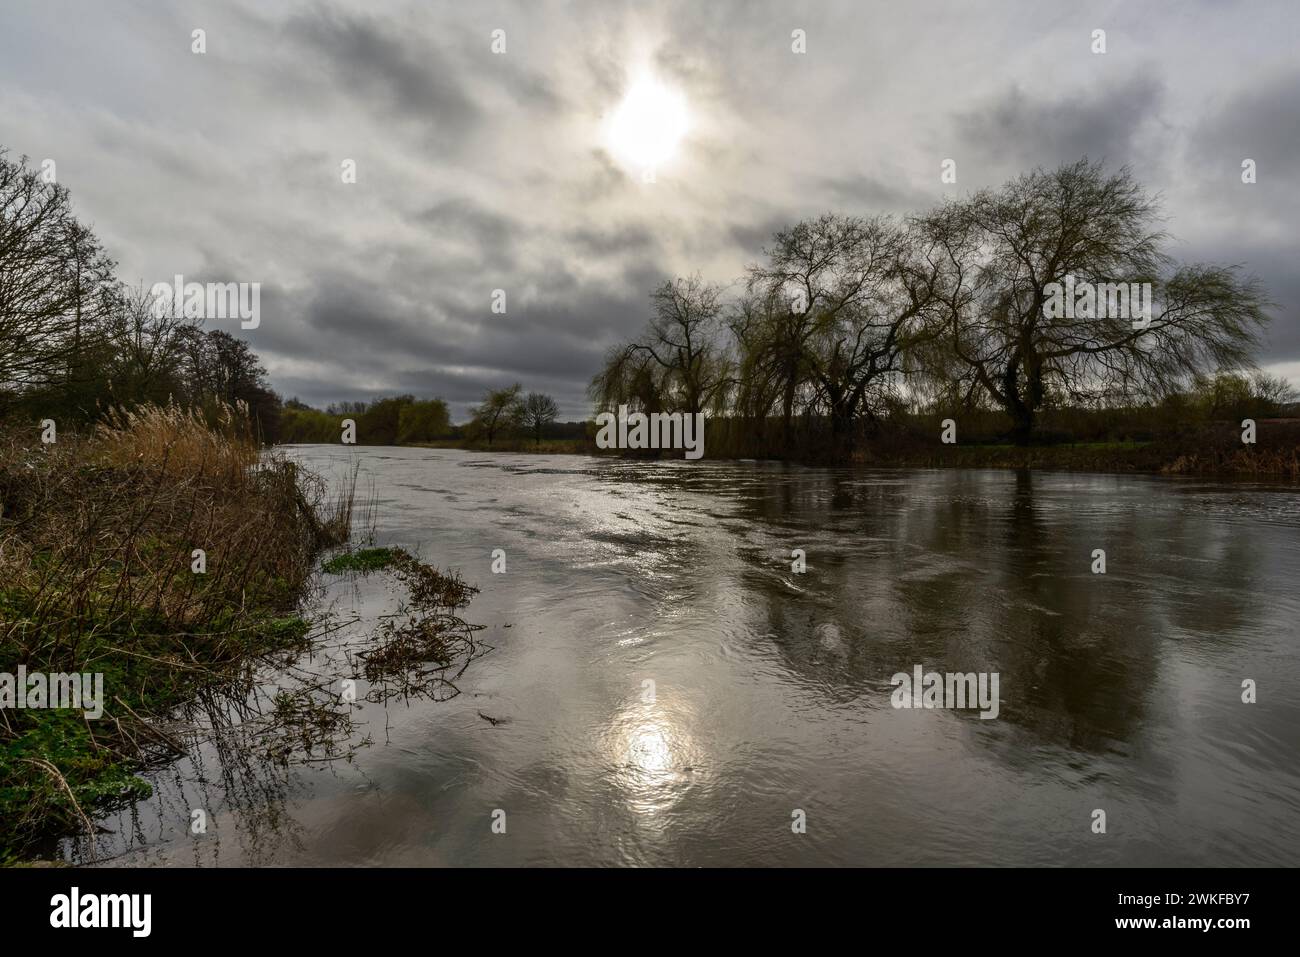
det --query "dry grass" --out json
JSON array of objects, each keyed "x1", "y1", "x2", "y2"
[
  {"x1": 1, "y1": 407, "x2": 349, "y2": 658},
  {"x1": 0, "y1": 402, "x2": 357, "y2": 859},
  {"x1": 90, "y1": 403, "x2": 258, "y2": 483}
]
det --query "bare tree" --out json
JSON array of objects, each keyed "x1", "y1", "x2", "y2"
[
  {"x1": 591, "y1": 276, "x2": 732, "y2": 414},
  {"x1": 1250, "y1": 371, "x2": 1298, "y2": 414},
  {"x1": 522, "y1": 392, "x2": 559, "y2": 446},
  {"x1": 470, "y1": 383, "x2": 524, "y2": 446},
  {"x1": 106, "y1": 281, "x2": 197, "y2": 403},
  {"x1": 0, "y1": 150, "x2": 116, "y2": 409},
  {"x1": 919, "y1": 159, "x2": 1270, "y2": 441},
  {"x1": 588, "y1": 274, "x2": 735, "y2": 424},
  {"x1": 746, "y1": 214, "x2": 947, "y2": 450}
]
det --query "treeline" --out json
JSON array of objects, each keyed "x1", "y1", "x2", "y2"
[
  {"x1": 0, "y1": 148, "x2": 576, "y2": 452},
  {"x1": 0, "y1": 149, "x2": 283, "y2": 438},
  {"x1": 8, "y1": 147, "x2": 1291, "y2": 462},
  {"x1": 591, "y1": 159, "x2": 1290, "y2": 459},
  {"x1": 281, "y1": 395, "x2": 452, "y2": 444},
  {"x1": 280, "y1": 384, "x2": 580, "y2": 448}
]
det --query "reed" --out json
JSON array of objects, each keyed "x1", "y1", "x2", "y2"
[{"x1": 0, "y1": 403, "x2": 357, "y2": 859}]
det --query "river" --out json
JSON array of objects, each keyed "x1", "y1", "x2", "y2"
[{"x1": 87, "y1": 447, "x2": 1300, "y2": 866}]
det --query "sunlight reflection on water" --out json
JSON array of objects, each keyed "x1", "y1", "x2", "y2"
[{"x1": 85, "y1": 448, "x2": 1300, "y2": 867}]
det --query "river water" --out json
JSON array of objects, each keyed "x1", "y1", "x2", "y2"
[{"x1": 89, "y1": 447, "x2": 1300, "y2": 866}]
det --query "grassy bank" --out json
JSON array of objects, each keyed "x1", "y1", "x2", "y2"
[
  {"x1": 403, "y1": 418, "x2": 1300, "y2": 479},
  {"x1": 410, "y1": 437, "x2": 592, "y2": 455},
  {"x1": 0, "y1": 405, "x2": 356, "y2": 862},
  {"x1": 848, "y1": 419, "x2": 1300, "y2": 478}
]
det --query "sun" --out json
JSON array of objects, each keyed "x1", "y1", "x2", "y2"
[{"x1": 605, "y1": 75, "x2": 689, "y2": 173}]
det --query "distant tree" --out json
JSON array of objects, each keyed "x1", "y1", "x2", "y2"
[
  {"x1": 326, "y1": 400, "x2": 368, "y2": 416},
  {"x1": 522, "y1": 392, "x2": 559, "y2": 446},
  {"x1": 1190, "y1": 371, "x2": 1298, "y2": 421},
  {"x1": 179, "y1": 329, "x2": 281, "y2": 440},
  {"x1": 469, "y1": 383, "x2": 524, "y2": 446},
  {"x1": 279, "y1": 396, "x2": 433, "y2": 445},
  {"x1": 105, "y1": 281, "x2": 196, "y2": 405},
  {"x1": 278, "y1": 402, "x2": 337, "y2": 443},
  {"x1": 1249, "y1": 372, "x2": 1298, "y2": 416},
  {"x1": 396, "y1": 398, "x2": 451, "y2": 443},
  {"x1": 357, "y1": 395, "x2": 413, "y2": 445}
]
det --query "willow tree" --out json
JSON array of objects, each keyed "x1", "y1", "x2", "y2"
[
  {"x1": 589, "y1": 274, "x2": 733, "y2": 417},
  {"x1": 727, "y1": 291, "x2": 806, "y2": 452},
  {"x1": 920, "y1": 159, "x2": 1270, "y2": 441},
  {"x1": 745, "y1": 214, "x2": 948, "y2": 453}
]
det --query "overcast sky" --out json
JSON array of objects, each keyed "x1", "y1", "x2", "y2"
[{"x1": 2, "y1": 0, "x2": 1296, "y2": 418}]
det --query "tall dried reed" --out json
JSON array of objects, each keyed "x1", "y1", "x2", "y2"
[{"x1": 0, "y1": 402, "x2": 358, "y2": 858}]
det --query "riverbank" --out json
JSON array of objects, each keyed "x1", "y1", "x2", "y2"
[
  {"x1": 408, "y1": 418, "x2": 1300, "y2": 480},
  {"x1": 0, "y1": 406, "x2": 355, "y2": 862},
  {"x1": 411, "y1": 437, "x2": 592, "y2": 455},
  {"x1": 854, "y1": 419, "x2": 1300, "y2": 478}
]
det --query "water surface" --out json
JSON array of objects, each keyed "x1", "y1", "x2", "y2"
[{"x1": 90, "y1": 448, "x2": 1300, "y2": 866}]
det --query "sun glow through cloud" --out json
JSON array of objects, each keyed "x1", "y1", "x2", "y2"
[{"x1": 605, "y1": 74, "x2": 689, "y2": 174}]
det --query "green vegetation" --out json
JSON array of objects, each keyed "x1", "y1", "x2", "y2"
[
  {"x1": 279, "y1": 385, "x2": 580, "y2": 452},
  {"x1": 415, "y1": 436, "x2": 592, "y2": 455},
  {"x1": 0, "y1": 404, "x2": 356, "y2": 861},
  {"x1": 322, "y1": 547, "x2": 400, "y2": 574},
  {"x1": 280, "y1": 395, "x2": 453, "y2": 445}
]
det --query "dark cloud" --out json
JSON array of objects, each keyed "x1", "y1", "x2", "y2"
[
  {"x1": 2, "y1": 0, "x2": 1297, "y2": 418},
  {"x1": 816, "y1": 172, "x2": 933, "y2": 217},
  {"x1": 281, "y1": 10, "x2": 481, "y2": 136},
  {"x1": 411, "y1": 199, "x2": 522, "y2": 266},
  {"x1": 728, "y1": 216, "x2": 791, "y2": 263},
  {"x1": 563, "y1": 223, "x2": 658, "y2": 258},
  {"x1": 1189, "y1": 66, "x2": 1300, "y2": 182},
  {"x1": 954, "y1": 72, "x2": 1168, "y2": 183}
]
